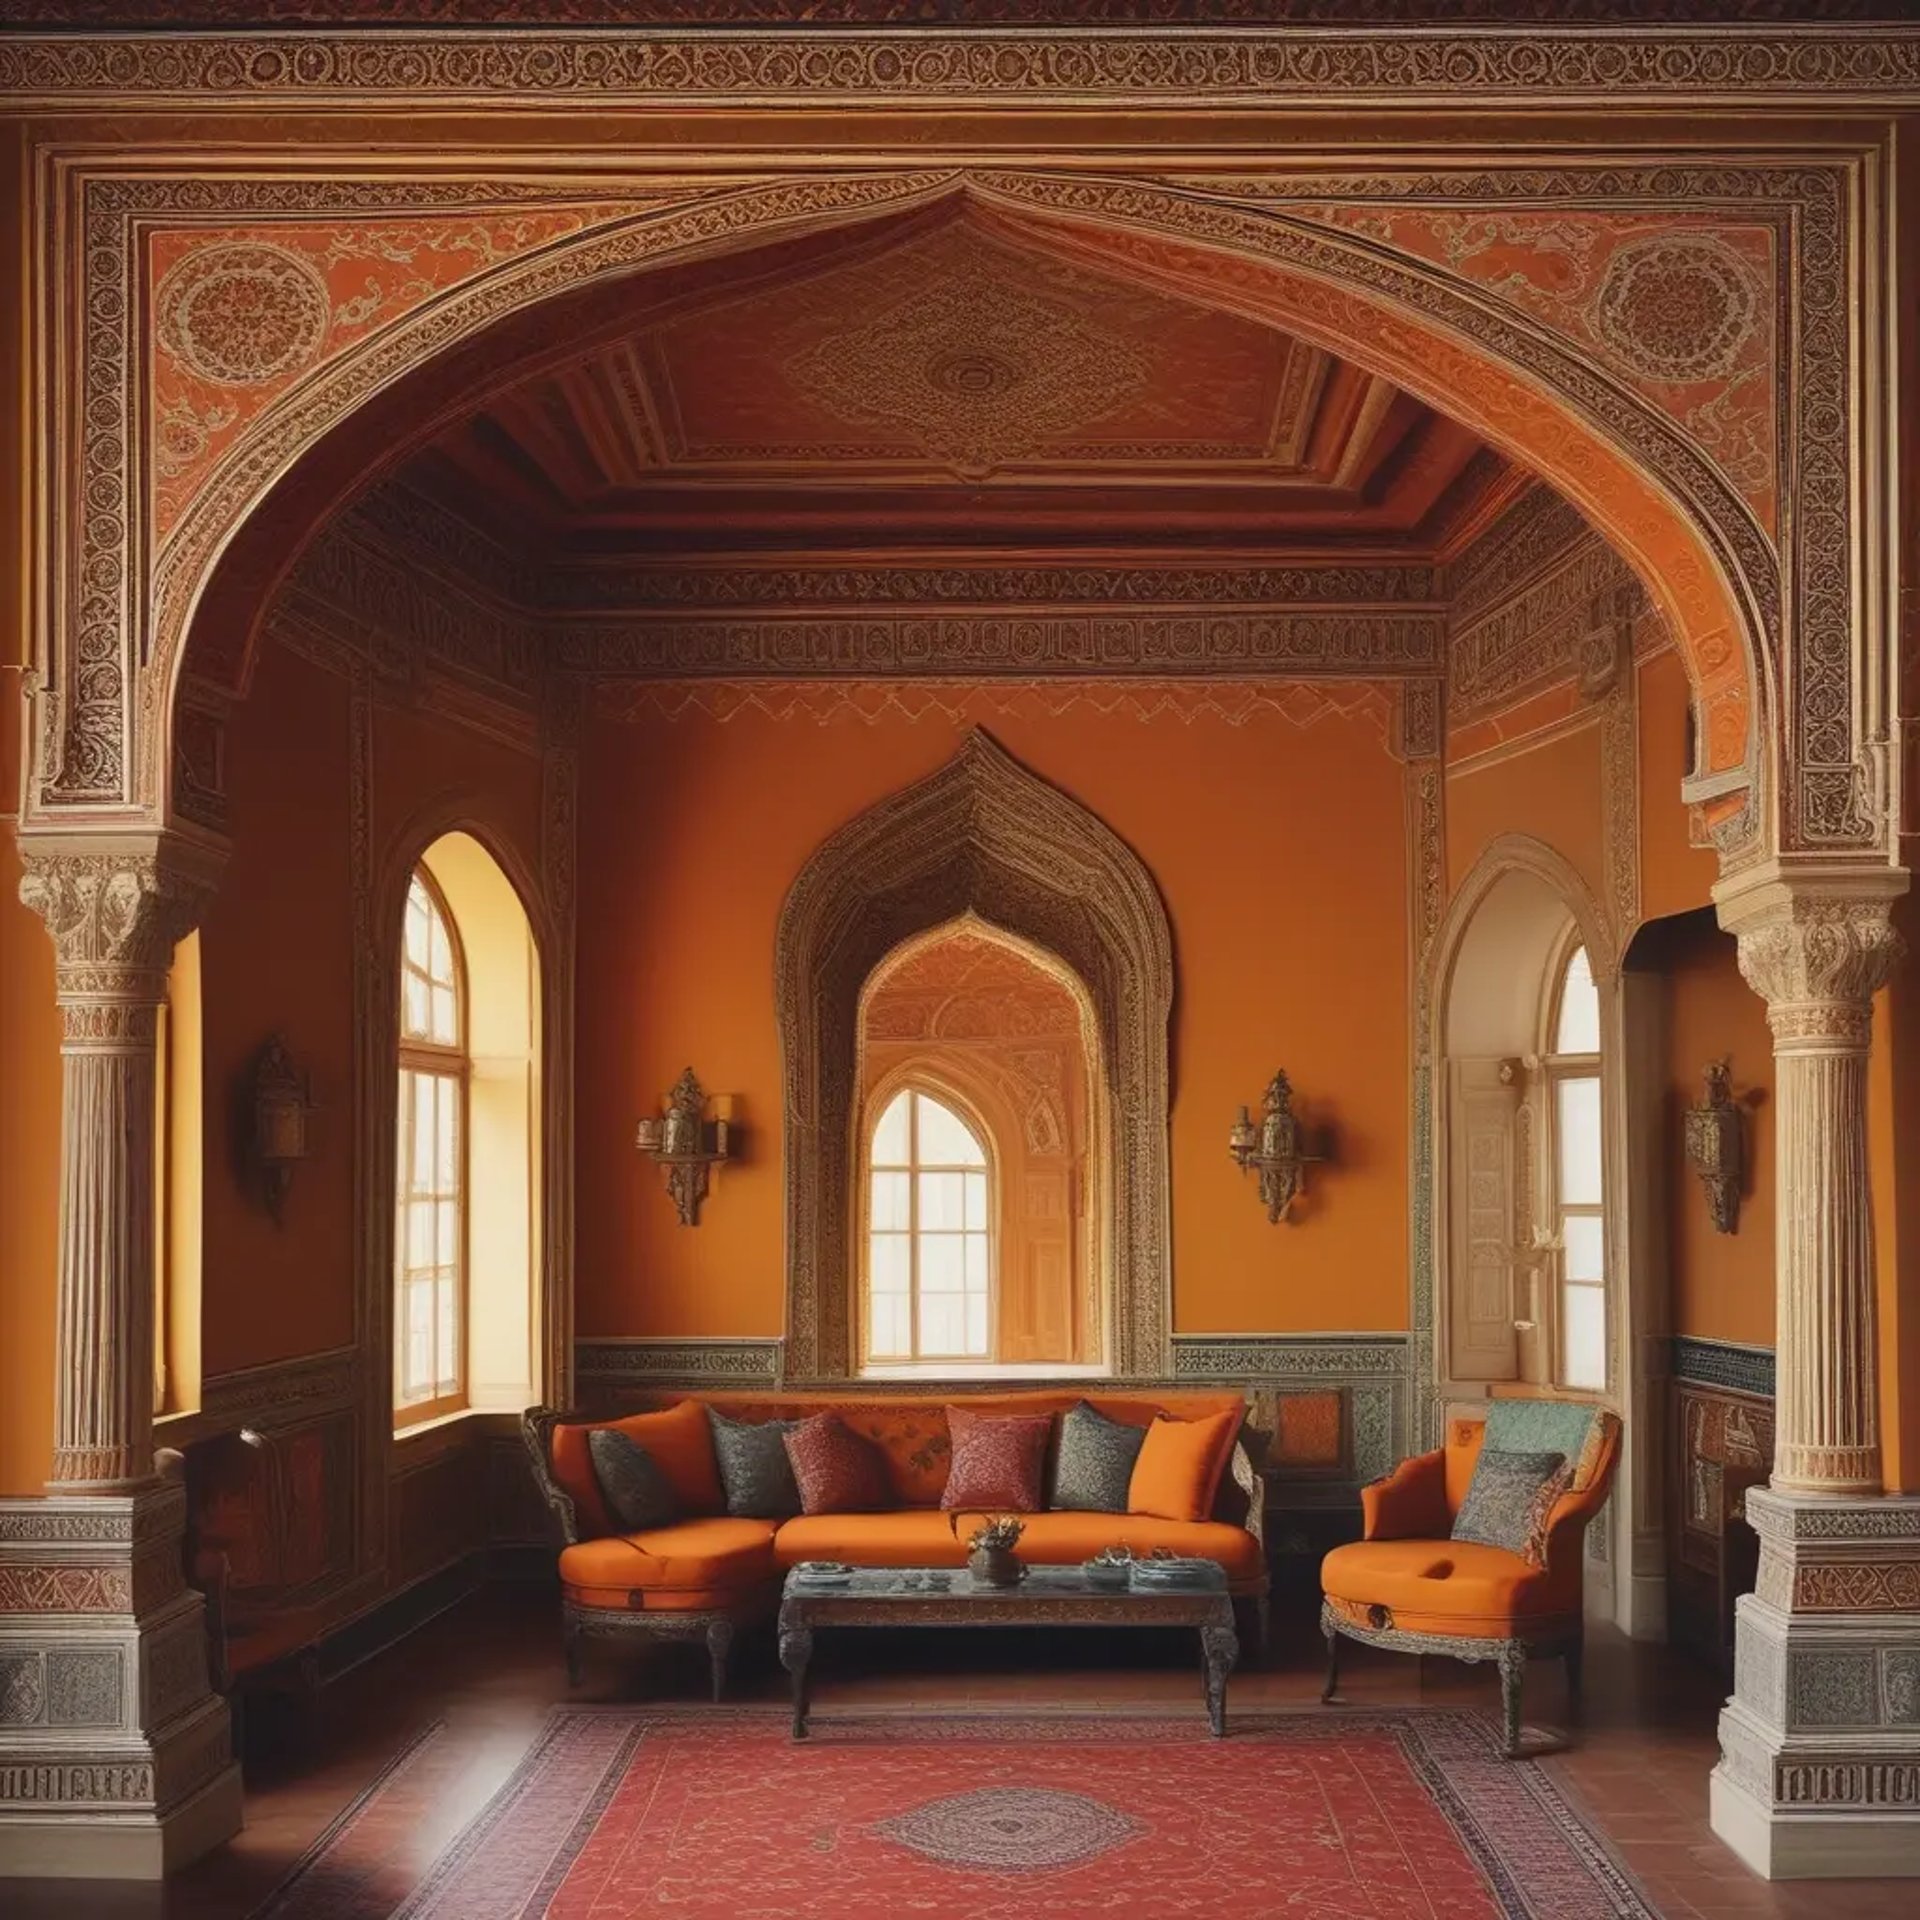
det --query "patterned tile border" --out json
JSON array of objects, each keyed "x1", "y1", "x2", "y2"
[
  {"x1": 573, "y1": 1338, "x2": 784, "y2": 1394},
  {"x1": 1672, "y1": 1335, "x2": 1776, "y2": 1400}
]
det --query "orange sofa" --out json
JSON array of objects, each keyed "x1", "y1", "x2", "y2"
[
  {"x1": 523, "y1": 1389, "x2": 1268, "y2": 1696},
  {"x1": 1319, "y1": 1409, "x2": 1621, "y2": 1756}
]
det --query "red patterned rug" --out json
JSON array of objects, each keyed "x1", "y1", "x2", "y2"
[{"x1": 267, "y1": 1707, "x2": 1659, "y2": 1919}]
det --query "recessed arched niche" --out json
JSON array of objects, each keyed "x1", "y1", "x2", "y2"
[
  {"x1": 857, "y1": 919, "x2": 1105, "y2": 1376},
  {"x1": 775, "y1": 733, "x2": 1173, "y2": 1381}
]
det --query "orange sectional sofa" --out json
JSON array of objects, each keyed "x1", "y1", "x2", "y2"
[{"x1": 523, "y1": 1389, "x2": 1268, "y2": 1697}]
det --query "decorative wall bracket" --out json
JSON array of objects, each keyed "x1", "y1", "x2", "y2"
[
  {"x1": 635, "y1": 1067, "x2": 735, "y2": 1227},
  {"x1": 1229, "y1": 1070, "x2": 1325, "y2": 1223},
  {"x1": 1684, "y1": 1057, "x2": 1743, "y2": 1234},
  {"x1": 252, "y1": 1031, "x2": 314, "y2": 1225}
]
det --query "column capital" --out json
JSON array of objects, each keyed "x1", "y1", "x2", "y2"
[
  {"x1": 1714, "y1": 863, "x2": 1906, "y2": 1046},
  {"x1": 15, "y1": 830, "x2": 224, "y2": 1040}
]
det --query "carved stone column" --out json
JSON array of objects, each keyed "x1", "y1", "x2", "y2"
[
  {"x1": 1725, "y1": 872, "x2": 1902, "y2": 1496},
  {"x1": 1709, "y1": 866, "x2": 1920, "y2": 1880},
  {"x1": 1, "y1": 833, "x2": 242, "y2": 1878}
]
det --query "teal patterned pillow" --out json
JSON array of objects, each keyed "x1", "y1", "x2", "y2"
[
  {"x1": 1483, "y1": 1400, "x2": 1605, "y2": 1490},
  {"x1": 1049, "y1": 1401, "x2": 1147, "y2": 1513},
  {"x1": 708, "y1": 1409, "x2": 801, "y2": 1520},
  {"x1": 588, "y1": 1428, "x2": 678, "y2": 1533},
  {"x1": 1451, "y1": 1448, "x2": 1570, "y2": 1568}
]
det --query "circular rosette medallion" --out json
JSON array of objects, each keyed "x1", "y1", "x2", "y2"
[
  {"x1": 157, "y1": 242, "x2": 330, "y2": 388},
  {"x1": 1593, "y1": 234, "x2": 1760, "y2": 384}
]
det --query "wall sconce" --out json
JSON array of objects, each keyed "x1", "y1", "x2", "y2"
[
  {"x1": 1228, "y1": 1069, "x2": 1324, "y2": 1223},
  {"x1": 1684, "y1": 1058, "x2": 1743, "y2": 1234},
  {"x1": 252, "y1": 1032, "x2": 313, "y2": 1225},
  {"x1": 635, "y1": 1067, "x2": 735, "y2": 1227}
]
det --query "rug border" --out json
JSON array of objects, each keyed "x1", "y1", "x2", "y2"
[{"x1": 388, "y1": 1703, "x2": 1667, "y2": 1920}]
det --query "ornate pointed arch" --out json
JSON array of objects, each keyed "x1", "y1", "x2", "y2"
[{"x1": 775, "y1": 732, "x2": 1172, "y2": 1379}]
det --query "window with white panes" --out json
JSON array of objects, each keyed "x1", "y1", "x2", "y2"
[
  {"x1": 395, "y1": 870, "x2": 467, "y2": 1424},
  {"x1": 866, "y1": 1087, "x2": 993, "y2": 1364},
  {"x1": 1544, "y1": 942, "x2": 1606, "y2": 1392}
]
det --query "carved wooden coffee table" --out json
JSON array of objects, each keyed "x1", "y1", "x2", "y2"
[{"x1": 777, "y1": 1562, "x2": 1238, "y2": 1739}]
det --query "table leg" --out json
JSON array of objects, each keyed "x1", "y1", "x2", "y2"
[
  {"x1": 779, "y1": 1624, "x2": 814, "y2": 1739},
  {"x1": 1201, "y1": 1621, "x2": 1238, "y2": 1738}
]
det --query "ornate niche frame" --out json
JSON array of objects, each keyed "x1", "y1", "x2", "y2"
[{"x1": 775, "y1": 732, "x2": 1174, "y2": 1381}]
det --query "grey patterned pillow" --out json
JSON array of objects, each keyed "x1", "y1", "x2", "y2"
[
  {"x1": 1049, "y1": 1401, "x2": 1148, "y2": 1513},
  {"x1": 708, "y1": 1409, "x2": 802, "y2": 1520},
  {"x1": 588, "y1": 1427, "x2": 678, "y2": 1533},
  {"x1": 1451, "y1": 1448, "x2": 1570, "y2": 1568}
]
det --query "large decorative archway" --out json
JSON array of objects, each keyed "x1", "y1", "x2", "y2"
[
  {"x1": 774, "y1": 732, "x2": 1174, "y2": 1380},
  {"x1": 17, "y1": 158, "x2": 1874, "y2": 872}
]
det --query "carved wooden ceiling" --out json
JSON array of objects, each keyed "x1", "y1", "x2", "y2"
[{"x1": 398, "y1": 205, "x2": 1511, "y2": 564}]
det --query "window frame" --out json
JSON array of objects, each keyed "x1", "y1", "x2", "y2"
[
  {"x1": 1536, "y1": 929, "x2": 1607, "y2": 1396},
  {"x1": 861, "y1": 1081, "x2": 998, "y2": 1370},
  {"x1": 394, "y1": 866, "x2": 471, "y2": 1429}
]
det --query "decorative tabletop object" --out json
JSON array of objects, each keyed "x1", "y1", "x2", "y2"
[
  {"x1": 966, "y1": 1514, "x2": 1026, "y2": 1587},
  {"x1": 1083, "y1": 1546, "x2": 1134, "y2": 1589}
]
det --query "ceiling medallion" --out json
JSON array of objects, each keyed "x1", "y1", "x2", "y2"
[{"x1": 786, "y1": 256, "x2": 1152, "y2": 480}]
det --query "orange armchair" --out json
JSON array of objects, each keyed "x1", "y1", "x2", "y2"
[{"x1": 1320, "y1": 1409, "x2": 1621, "y2": 1756}]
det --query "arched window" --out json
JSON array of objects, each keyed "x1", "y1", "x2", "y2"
[
  {"x1": 1543, "y1": 941, "x2": 1606, "y2": 1391},
  {"x1": 396, "y1": 869, "x2": 467, "y2": 1424},
  {"x1": 866, "y1": 1087, "x2": 993, "y2": 1365}
]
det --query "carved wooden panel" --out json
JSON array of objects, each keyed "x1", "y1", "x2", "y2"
[
  {"x1": 389, "y1": 1434, "x2": 487, "y2": 1590},
  {"x1": 1669, "y1": 1375, "x2": 1775, "y2": 1677}
]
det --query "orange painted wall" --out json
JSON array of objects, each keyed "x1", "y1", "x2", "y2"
[
  {"x1": 1638, "y1": 649, "x2": 1718, "y2": 923},
  {"x1": 573, "y1": 699, "x2": 1411, "y2": 1343},
  {"x1": 1446, "y1": 719, "x2": 1606, "y2": 905},
  {"x1": 1657, "y1": 913, "x2": 1775, "y2": 1349},
  {"x1": 198, "y1": 644, "x2": 357, "y2": 1375}
]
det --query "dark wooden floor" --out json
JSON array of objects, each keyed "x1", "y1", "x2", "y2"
[{"x1": 5, "y1": 1582, "x2": 1915, "y2": 1919}]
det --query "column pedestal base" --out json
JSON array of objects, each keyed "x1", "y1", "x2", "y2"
[
  {"x1": 0, "y1": 1485, "x2": 242, "y2": 1881},
  {"x1": 1708, "y1": 1488, "x2": 1920, "y2": 1880}
]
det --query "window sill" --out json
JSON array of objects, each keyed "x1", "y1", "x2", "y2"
[
  {"x1": 393, "y1": 1405, "x2": 476, "y2": 1441},
  {"x1": 859, "y1": 1361, "x2": 1109, "y2": 1381}
]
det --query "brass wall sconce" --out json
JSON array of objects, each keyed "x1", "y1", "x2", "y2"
[
  {"x1": 252, "y1": 1032, "x2": 313, "y2": 1225},
  {"x1": 635, "y1": 1067, "x2": 736, "y2": 1227},
  {"x1": 1684, "y1": 1058, "x2": 1743, "y2": 1234},
  {"x1": 1229, "y1": 1070, "x2": 1324, "y2": 1223}
]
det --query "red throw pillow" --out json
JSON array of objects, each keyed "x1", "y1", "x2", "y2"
[
  {"x1": 939, "y1": 1408, "x2": 1052, "y2": 1514},
  {"x1": 782, "y1": 1411, "x2": 891, "y2": 1515}
]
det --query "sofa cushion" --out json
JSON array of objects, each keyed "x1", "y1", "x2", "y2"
[
  {"x1": 550, "y1": 1399, "x2": 726, "y2": 1538},
  {"x1": 784, "y1": 1412, "x2": 892, "y2": 1514},
  {"x1": 559, "y1": 1516, "x2": 777, "y2": 1611},
  {"x1": 588, "y1": 1428, "x2": 677, "y2": 1533},
  {"x1": 1321, "y1": 1537, "x2": 1571, "y2": 1638},
  {"x1": 1451, "y1": 1449, "x2": 1570, "y2": 1568},
  {"x1": 1483, "y1": 1399, "x2": 1613, "y2": 1493},
  {"x1": 708, "y1": 1408, "x2": 801, "y2": 1520},
  {"x1": 1128, "y1": 1408, "x2": 1240, "y2": 1523},
  {"x1": 1048, "y1": 1400, "x2": 1146, "y2": 1513},
  {"x1": 939, "y1": 1408, "x2": 1050, "y2": 1513},
  {"x1": 773, "y1": 1510, "x2": 968, "y2": 1569},
  {"x1": 953, "y1": 1510, "x2": 1266, "y2": 1586}
]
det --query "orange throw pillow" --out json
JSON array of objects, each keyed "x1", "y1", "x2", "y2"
[
  {"x1": 602, "y1": 1400, "x2": 725, "y2": 1518},
  {"x1": 1126, "y1": 1409, "x2": 1240, "y2": 1523}
]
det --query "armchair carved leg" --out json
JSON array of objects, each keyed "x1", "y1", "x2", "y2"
[
  {"x1": 1321, "y1": 1621, "x2": 1341, "y2": 1704},
  {"x1": 705, "y1": 1618, "x2": 734, "y2": 1704},
  {"x1": 1497, "y1": 1641, "x2": 1527, "y2": 1759}
]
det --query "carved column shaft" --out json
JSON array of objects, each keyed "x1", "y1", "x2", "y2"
[
  {"x1": 1726, "y1": 878, "x2": 1903, "y2": 1497},
  {"x1": 18, "y1": 843, "x2": 216, "y2": 1492}
]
